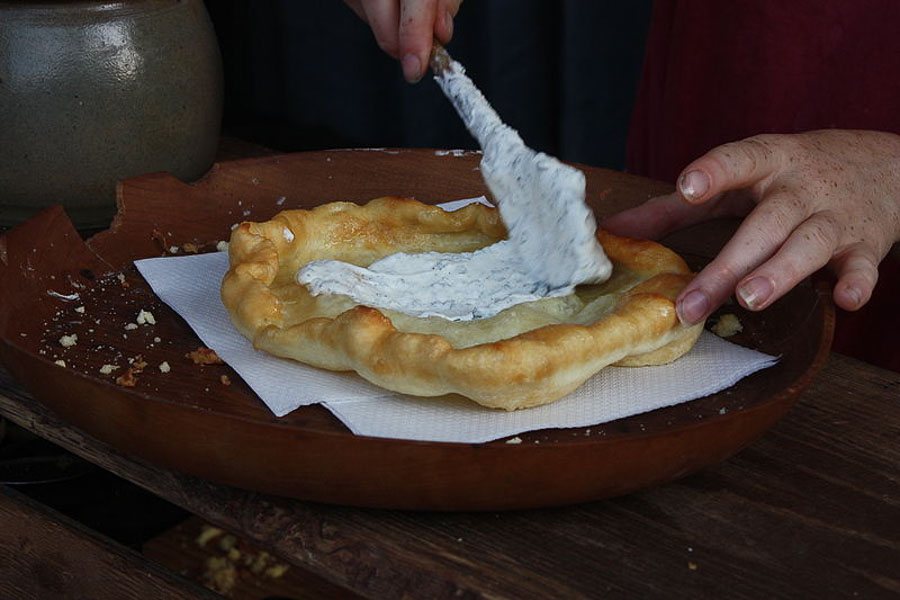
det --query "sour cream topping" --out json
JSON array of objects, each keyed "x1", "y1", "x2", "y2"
[{"x1": 298, "y1": 59, "x2": 612, "y2": 321}]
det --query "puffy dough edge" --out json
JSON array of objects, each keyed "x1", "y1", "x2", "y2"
[{"x1": 221, "y1": 197, "x2": 704, "y2": 411}]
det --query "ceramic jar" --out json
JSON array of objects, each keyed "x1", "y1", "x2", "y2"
[{"x1": 0, "y1": 0, "x2": 223, "y2": 229}]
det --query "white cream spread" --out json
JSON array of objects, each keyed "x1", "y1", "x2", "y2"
[{"x1": 298, "y1": 59, "x2": 612, "y2": 321}]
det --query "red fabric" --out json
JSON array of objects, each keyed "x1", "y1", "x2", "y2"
[{"x1": 627, "y1": 0, "x2": 900, "y2": 371}]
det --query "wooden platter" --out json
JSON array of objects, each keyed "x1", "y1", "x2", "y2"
[{"x1": 0, "y1": 150, "x2": 833, "y2": 510}]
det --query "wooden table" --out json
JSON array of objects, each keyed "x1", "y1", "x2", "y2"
[{"x1": 1, "y1": 352, "x2": 898, "y2": 599}]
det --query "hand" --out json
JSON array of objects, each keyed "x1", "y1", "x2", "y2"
[
  {"x1": 602, "y1": 130, "x2": 900, "y2": 325},
  {"x1": 344, "y1": 0, "x2": 462, "y2": 82}
]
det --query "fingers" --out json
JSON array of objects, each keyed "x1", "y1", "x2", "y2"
[
  {"x1": 600, "y1": 190, "x2": 755, "y2": 240},
  {"x1": 347, "y1": 0, "x2": 460, "y2": 82},
  {"x1": 675, "y1": 191, "x2": 813, "y2": 324},
  {"x1": 357, "y1": 0, "x2": 402, "y2": 58},
  {"x1": 829, "y1": 243, "x2": 880, "y2": 311},
  {"x1": 397, "y1": 0, "x2": 439, "y2": 82},
  {"x1": 677, "y1": 135, "x2": 788, "y2": 205},
  {"x1": 733, "y1": 211, "x2": 843, "y2": 311}
]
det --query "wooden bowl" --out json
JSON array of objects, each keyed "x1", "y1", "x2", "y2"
[{"x1": 0, "y1": 150, "x2": 833, "y2": 510}]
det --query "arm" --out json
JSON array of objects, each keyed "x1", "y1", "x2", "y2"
[
  {"x1": 602, "y1": 129, "x2": 900, "y2": 324},
  {"x1": 344, "y1": 0, "x2": 462, "y2": 82}
]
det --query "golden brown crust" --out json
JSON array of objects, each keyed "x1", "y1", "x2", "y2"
[{"x1": 221, "y1": 197, "x2": 704, "y2": 410}]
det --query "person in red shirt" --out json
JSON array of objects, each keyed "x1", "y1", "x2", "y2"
[{"x1": 345, "y1": 0, "x2": 900, "y2": 370}]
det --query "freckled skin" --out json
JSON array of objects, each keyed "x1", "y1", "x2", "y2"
[{"x1": 602, "y1": 129, "x2": 900, "y2": 319}]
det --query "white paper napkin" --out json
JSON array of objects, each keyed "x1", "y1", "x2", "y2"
[{"x1": 134, "y1": 200, "x2": 777, "y2": 443}]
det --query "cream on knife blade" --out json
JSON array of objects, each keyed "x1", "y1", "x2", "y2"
[{"x1": 298, "y1": 44, "x2": 612, "y2": 321}]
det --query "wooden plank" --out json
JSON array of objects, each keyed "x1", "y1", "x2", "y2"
[
  {"x1": 143, "y1": 516, "x2": 364, "y2": 599},
  {"x1": 0, "y1": 357, "x2": 898, "y2": 599},
  {"x1": 0, "y1": 485, "x2": 219, "y2": 600}
]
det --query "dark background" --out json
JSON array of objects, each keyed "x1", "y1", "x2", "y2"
[{"x1": 204, "y1": 0, "x2": 654, "y2": 170}]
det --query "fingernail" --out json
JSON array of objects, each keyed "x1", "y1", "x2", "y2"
[
  {"x1": 444, "y1": 11, "x2": 454, "y2": 38},
  {"x1": 678, "y1": 289, "x2": 709, "y2": 325},
  {"x1": 679, "y1": 170, "x2": 709, "y2": 202},
  {"x1": 402, "y1": 53, "x2": 422, "y2": 83},
  {"x1": 738, "y1": 277, "x2": 774, "y2": 310},
  {"x1": 845, "y1": 285, "x2": 862, "y2": 308}
]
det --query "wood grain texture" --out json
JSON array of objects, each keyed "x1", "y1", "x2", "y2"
[
  {"x1": 0, "y1": 151, "x2": 833, "y2": 509},
  {"x1": 1, "y1": 356, "x2": 898, "y2": 599},
  {"x1": 0, "y1": 485, "x2": 219, "y2": 600}
]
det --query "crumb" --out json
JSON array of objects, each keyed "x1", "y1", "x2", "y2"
[
  {"x1": 227, "y1": 547, "x2": 241, "y2": 561},
  {"x1": 505, "y1": 436, "x2": 523, "y2": 444},
  {"x1": 168, "y1": 245, "x2": 180, "y2": 254},
  {"x1": 158, "y1": 361, "x2": 171, "y2": 373},
  {"x1": 136, "y1": 309, "x2": 156, "y2": 325},
  {"x1": 186, "y1": 347, "x2": 223, "y2": 365},
  {"x1": 75, "y1": 306, "x2": 85, "y2": 314},
  {"x1": 216, "y1": 240, "x2": 229, "y2": 252},
  {"x1": 196, "y1": 525, "x2": 223, "y2": 547},
  {"x1": 218, "y1": 535, "x2": 237, "y2": 552},
  {"x1": 249, "y1": 550, "x2": 271, "y2": 575},
  {"x1": 59, "y1": 333, "x2": 78, "y2": 347},
  {"x1": 153, "y1": 336, "x2": 161, "y2": 343},
  {"x1": 117, "y1": 273, "x2": 128, "y2": 287},
  {"x1": 115, "y1": 368, "x2": 139, "y2": 387},
  {"x1": 132, "y1": 355, "x2": 147, "y2": 371},
  {"x1": 265, "y1": 564, "x2": 290, "y2": 579},
  {"x1": 54, "y1": 359, "x2": 66, "y2": 367},
  {"x1": 220, "y1": 374, "x2": 231, "y2": 386},
  {"x1": 202, "y1": 556, "x2": 236, "y2": 595},
  {"x1": 182, "y1": 242, "x2": 200, "y2": 253},
  {"x1": 711, "y1": 313, "x2": 742, "y2": 338},
  {"x1": 99, "y1": 364, "x2": 119, "y2": 375},
  {"x1": 124, "y1": 323, "x2": 138, "y2": 330},
  {"x1": 688, "y1": 561, "x2": 698, "y2": 571}
]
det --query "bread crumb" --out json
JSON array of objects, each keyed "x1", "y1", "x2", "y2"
[
  {"x1": 136, "y1": 309, "x2": 156, "y2": 325},
  {"x1": 220, "y1": 374, "x2": 231, "y2": 386},
  {"x1": 158, "y1": 361, "x2": 171, "y2": 373},
  {"x1": 186, "y1": 347, "x2": 224, "y2": 365},
  {"x1": 688, "y1": 561, "x2": 699, "y2": 571},
  {"x1": 202, "y1": 556, "x2": 236, "y2": 595},
  {"x1": 196, "y1": 525, "x2": 223, "y2": 547},
  {"x1": 505, "y1": 436, "x2": 523, "y2": 444},
  {"x1": 218, "y1": 534, "x2": 237, "y2": 552},
  {"x1": 265, "y1": 563, "x2": 290, "y2": 579},
  {"x1": 168, "y1": 245, "x2": 180, "y2": 254},
  {"x1": 124, "y1": 323, "x2": 138, "y2": 330},
  {"x1": 711, "y1": 313, "x2": 742, "y2": 338},
  {"x1": 216, "y1": 240, "x2": 229, "y2": 252},
  {"x1": 54, "y1": 359, "x2": 66, "y2": 367},
  {"x1": 99, "y1": 364, "x2": 119, "y2": 375},
  {"x1": 75, "y1": 306, "x2": 85, "y2": 314},
  {"x1": 182, "y1": 242, "x2": 200, "y2": 253},
  {"x1": 115, "y1": 368, "x2": 139, "y2": 387},
  {"x1": 153, "y1": 336, "x2": 161, "y2": 343},
  {"x1": 59, "y1": 333, "x2": 78, "y2": 347}
]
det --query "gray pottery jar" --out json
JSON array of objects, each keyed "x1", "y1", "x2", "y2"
[{"x1": 0, "y1": 0, "x2": 223, "y2": 229}]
